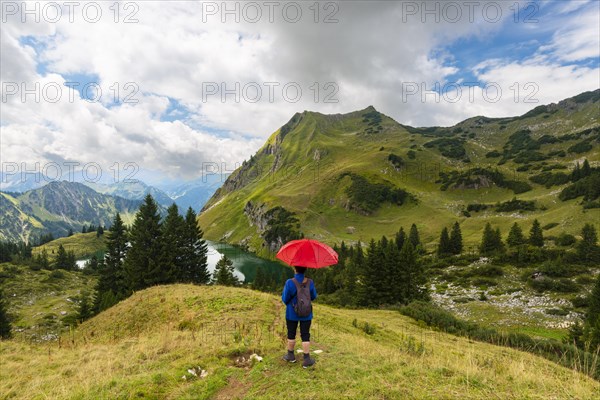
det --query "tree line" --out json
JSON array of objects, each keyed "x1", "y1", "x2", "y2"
[{"x1": 92, "y1": 195, "x2": 211, "y2": 315}]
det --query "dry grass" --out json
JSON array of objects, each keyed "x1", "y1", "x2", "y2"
[{"x1": 1, "y1": 284, "x2": 598, "y2": 399}]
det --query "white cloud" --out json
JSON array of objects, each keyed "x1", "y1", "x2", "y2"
[{"x1": 1, "y1": 0, "x2": 598, "y2": 181}]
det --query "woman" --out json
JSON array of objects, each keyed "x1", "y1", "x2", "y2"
[{"x1": 281, "y1": 266, "x2": 317, "y2": 368}]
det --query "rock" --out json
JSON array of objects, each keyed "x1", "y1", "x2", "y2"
[
  {"x1": 60, "y1": 311, "x2": 67, "y2": 316},
  {"x1": 249, "y1": 353, "x2": 263, "y2": 362}
]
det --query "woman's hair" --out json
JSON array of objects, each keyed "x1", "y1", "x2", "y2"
[{"x1": 294, "y1": 266, "x2": 307, "y2": 274}]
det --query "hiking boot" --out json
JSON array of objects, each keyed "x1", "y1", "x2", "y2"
[
  {"x1": 302, "y1": 354, "x2": 315, "y2": 368},
  {"x1": 282, "y1": 351, "x2": 296, "y2": 363}
]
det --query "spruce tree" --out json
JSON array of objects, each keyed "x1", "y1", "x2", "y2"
[
  {"x1": 161, "y1": 204, "x2": 186, "y2": 283},
  {"x1": 38, "y1": 249, "x2": 50, "y2": 270},
  {"x1": 582, "y1": 159, "x2": 591, "y2": 178},
  {"x1": 494, "y1": 228, "x2": 505, "y2": 254},
  {"x1": 395, "y1": 227, "x2": 406, "y2": 250},
  {"x1": 571, "y1": 161, "x2": 581, "y2": 182},
  {"x1": 578, "y1": 223, "x2": 599, "y2": 263},
  {"x1": 181, "y1": 207, "x2": 209, "y2": 284},
  {"x1": 94, "y1": 213, "x2": 128, "y2": 313},
  {"x1": 437, "y1": 227, "x2": 451, "y2": 257},
  {"x1": 399, "y1": 240, "x2": 426, "y2": 303},
  {"x1": 480, "y1": 223, "x2": 499, "y2": 256},
  {"x1": 54, "y1": 244, "x2": 70, "y2": 270},
  {"x1": 359, "y1": 239, "x2": 383, "y2": 306},
  {"x1": 212, "y1": 255, "x2": 240, "y2": 286},
  {"x1": 77, "y1": 292, "x2": 93, "y2": 323},
  {"x1": 96, "y1": 225, "x2": 104, "y2": 237},
  {"x1": 507, "y1": 222, "x2": 526, "y2": 247},
  {"x1": 123, "y1": 195, "x2": 164, "y2": 292},
  {"x1": 0, "y1": 289, "x2": 11, "y2": 339},
  {"x1": 68, "y1": 228, "x2": 73, "y2": 237},
  {"x1": 409, "y1": 224, "x2": 420, "y2": 248},
  {"x1": 529, "y1": 219, "x2": 544, "y2": 247},
  {"x1": 449, "y1": 222, "x2": 463, "y2": 255}
]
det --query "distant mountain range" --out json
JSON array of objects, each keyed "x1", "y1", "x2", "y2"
[
  {"x1": 0, "y1": 174, "x2": 228, "y2": 242},
  {"x1": 0, "y1": 181, "x2": 141, "y2": 242}
]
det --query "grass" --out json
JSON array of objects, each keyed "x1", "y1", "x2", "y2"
[
  {"x1": 0, "y1": 263, "x2": 97, "y2": 341},
  {"x1": 32, "y1": 232, "x2": 107, "y2": 261},
  {"x1": 1, "y1": 284, "x2": 599, "y2": 399}
]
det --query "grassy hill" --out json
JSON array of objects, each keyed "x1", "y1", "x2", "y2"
[
  {"x1": 0, "y1": 284, "x2": 598, "y2": 399},
  {"x1": 31, "y1": 231, "x2": 108, "y2": 261},
  {"x1": 198, "y1": 90, "x2": 600, "y2": 257}
]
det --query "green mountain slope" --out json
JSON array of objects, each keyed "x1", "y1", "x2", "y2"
[
  {"x1": 1, "y1": 284, "x2": 597, "y2": 399},
  {"x1": 0, "y1": 181, "x2": 140, "y2": 242},
  {"x1": 199, "y1": 90, "x2": 600, "y2": 255}
]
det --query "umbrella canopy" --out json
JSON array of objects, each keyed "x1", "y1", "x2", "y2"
[{"x1": 276, "y1": 239, "x2": 339, "y2": 269}]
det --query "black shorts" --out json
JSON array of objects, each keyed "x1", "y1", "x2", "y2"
[{"x1": 286, "y1": 319, "x2": 311, "y2": 342}]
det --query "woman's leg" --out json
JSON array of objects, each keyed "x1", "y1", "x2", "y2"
[
  {"x1": 286, "y1": 319, "x2": 299, "y2": 351},
  {"x1": 299, "y1": 320, "x2": 312, "y2": 353}
]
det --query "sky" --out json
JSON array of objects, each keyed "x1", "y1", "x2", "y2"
[{"x1": 1, "y1": 0, "x2": 599, "y2": 186}]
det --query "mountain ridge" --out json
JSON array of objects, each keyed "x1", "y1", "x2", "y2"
[{"x1": 198, "y1": 89, "x2": 600, "y2": 256}]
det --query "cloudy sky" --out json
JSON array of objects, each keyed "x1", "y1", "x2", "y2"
[{"x1": 1, "y1": 0, "x2": 599, "y2": 185}]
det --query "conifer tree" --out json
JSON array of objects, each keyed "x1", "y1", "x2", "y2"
[
  {"x1": 409, "y1": 223, "x2": 420, "y2": 248},
  {"x1": 212, "y1": 255, "x2": 240, "y2": 286},
  {"x1": 37, "y1": 249, "x2": 50, "y2": 270},
  {"x1": 123, "y1": 195, "x2": 164, "y2": 292},
  {"x1": 76, "y1": 292, "x2": 93, "y2": 323},
  {"x1": 54, "y1": 244, "x2": 71, "y2": 270},
  {"x1": 582, "y1": 159, "x2": 591, "y2": 178},
  {"x1": 494, "y1": 228, "x2": 505, "y2": 254},
  {"x1": 68, "y1": 228, "x2": 73, "y2": 237},
  {"x1": 571, "y1": 161, "x2": 581, "y2": 182},
  {"x1": 94, "y1": 213, "x2": 127, "y2": 313},
  {"x1": 0, "y1": 289, "x2": 11, "y2": 339},
  {"x1": 449, "y1": 222, "x2": 463, "y2": 255},
  {"x1": 578, "y1": 223, "x2": 599, "y2": 263},
  {"x1": 529, "y1": 219, "x2": 544, "y2": 247},
  {"x1": 395, "y1": 227, "x2": 406, "y2": 250},
  {"x1": 398, "y1": 240, "x2": 426, "y2": 303},
  {"x1": 161, "y1": 204, "x2": 186, "y2": 282},
  {"x1": 480, "y1": 223, "x2": 502, "y2": 256},
  {"x1": 359, "y1": 239, "x2": 382, "y2": 306},
  {"x1": 437, "y1": 227, "x2": 451, "y2": 257},
  {"x1": 181, "y1": 207, "x2": 209, "y2": 284},
  {"x1": 507, "y1": 222, "x2": 526, "y2": 247}
]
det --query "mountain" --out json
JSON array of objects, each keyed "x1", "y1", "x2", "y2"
[
  {"x1": 1, "y1": 283, "x2": 597, "y2": 398},
  {"x1": 0, "y1": 181, "x2": 141, "y2": 242},
  {"x1": 84, "y1": 180, "x2": 175, "y2": 208},
  {"x1": 198, "y1": 89, "x2": 600, "y2": 255},
  {"x1": 159, "y1": 174, "x2": 229, "y2": 212}
]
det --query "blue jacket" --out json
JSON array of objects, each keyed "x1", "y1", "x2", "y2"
[{"x1": 282, "y1": 273, "x2": 317, "y2": 321}]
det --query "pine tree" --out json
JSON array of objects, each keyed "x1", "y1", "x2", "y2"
[
  {"x1": 578, "y1": 223, "x2": 599, "y2": 263},
  {"x1": 528, "y1": 219, "x2": 544, "y2": 247},
  {"x1": 96, "y1": 225, "x2": 104, "y2": 237},
  {"x1": 123, "y1": 195, "x2": 164, "y2": 292},
  {"x1": 253, "y1": 267, "x2": 267, "y2": 291},
  {"x1": 76, "y1": 292, "x2": 93, "y2": 323},
  {"x1": 94, "y1": 213, "x2": 127, "y2": 313},
  {"x1": 399, "y1": 240, "x2": 427, "y2": 303},
  {"x1": 359, "y1": 239, "x2": 383, "y2": 306},
  {"x1": 384, "y1": 239, "x2": 401, "y2": 304},
  {"x1": 37, "y1": 249, "x2": 50, "y2": 269},
  {"x1": 81, "y1": 225, "x2": 87, "y2": 234},
  {"x1": 181, "y1": 207, "x2": 209, "y2": 284},
  {"x1": 480, "y1": 223, "x2": 501, "y2": 256},
  {"x1": 54, "y1": 244, "x2": 71, "y2": 270},
  {"x1": 409, "y1": 224, "x2": 420, "y2": 248},
  {"x1": 437, "y1": 227, "x2": 451, "y2": 257},
  {"x1": 449, "y1": 222, "x2": 463, "y2": 255},
  {"x1": 582, "y1": 159, "x2": 591, "y2": 178},
  {"x1": 0, "y1": 289, "x2": 12, "y2": 339},
  {"x1": 571, "y1": 161, "x2": 581, "y2": 182},
  {"x1": 68, "y1": 228, "x2": 73, "y2": 237},
  {"x1": 161, "y1": 204, "x2": 185, "y2": 283},
  {"x1": 212, "y1": 255, "x2": 240, "y2": 286},
  {"x1": 507, "y1": 222, "x2": 526, "y2": 247},
  {"x1": 395, "y1": 227, "x2": 406, "y2": 250},
  {"x1": 494, "y1": 228, "x2": 505, "y2": 254}
]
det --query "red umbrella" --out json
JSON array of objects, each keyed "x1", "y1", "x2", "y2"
[{"x1": 276, "y1": 239, "x2": 338, "y2": 269}]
